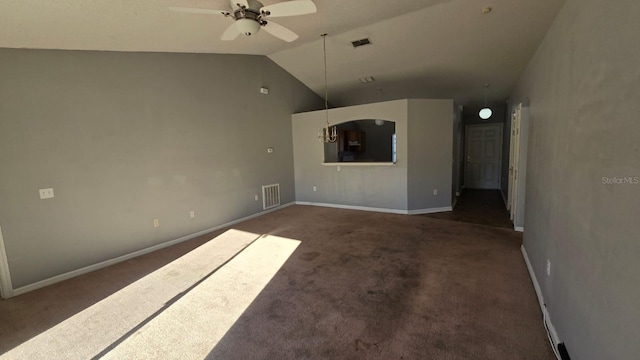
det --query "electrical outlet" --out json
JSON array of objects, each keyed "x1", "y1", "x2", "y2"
[
  {"x1": 313, "y1": 186, "x2": 317, "y2": 192},
  {"x1": 190, "y1": 210, "x2": 195, "y2": 218},
  {"x1": 433, "y1": 189, "x2": 438, "y2": 196},
  {"x1": 39, "y1": 188, "x2": 54, "y2": 199},
  {"x1": 337, "y1": 166, "x2": 341, "y2": 172},
  {"x1": 153, "y1": 219, "x2": 160, "y2": 228},
  {"x1": 255, "y1": 194, "x2": 259, "y2": 201},
  {"x1": 546, "y1": 260, "x2": 551, "y2": 276}
]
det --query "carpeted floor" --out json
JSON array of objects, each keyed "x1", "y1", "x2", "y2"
[{"x1": 0, "y1": 203, "x2": 552, "y2": 359}]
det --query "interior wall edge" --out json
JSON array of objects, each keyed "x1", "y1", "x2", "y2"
[{"x1": 0, "y1": 226, "x2": 15, "y2": 299}]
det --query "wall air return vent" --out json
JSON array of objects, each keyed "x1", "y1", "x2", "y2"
[
  {"x1": 351, "y1": 38, "x2": 372, "y2": 48},
  {"x1": 262, "y1": 183, "x2": 280, "y2": 210}
]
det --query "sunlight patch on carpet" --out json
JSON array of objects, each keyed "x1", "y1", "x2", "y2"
[
  {"x1": 100, "y1": 234, "x2": 300, "y2": 359},
  {"x1": 1, "y1": 229, "x2": 261, "y2": 359}
]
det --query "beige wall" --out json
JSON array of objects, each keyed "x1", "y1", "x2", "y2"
[
  {"x1": 292, "y1": 100, "x2": 409, "y2": 211},
  {"x1": 511, "y1": 0, "x2": 640, "y2": 358},
  {"x1": 292, "y1": 99, "x2": 453, "y2": 212},
  {"x1": 407, "y1": 99, "x2": 454, "y2": 210},
  {"x1": 0, "y1": 49, "x2": 323, "y2": 289}
]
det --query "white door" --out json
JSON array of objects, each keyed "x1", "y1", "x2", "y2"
[
  {"x1": 465, "y1": 124, "x2": 502, "y2": 189},
  {"x1": 508, "y1": 104, "x2": 522, "y2": 221}
]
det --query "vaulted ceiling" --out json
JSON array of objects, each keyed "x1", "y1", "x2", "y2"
[{"x1": 0, "y1": 0, "x2": 566, "y2": 107}]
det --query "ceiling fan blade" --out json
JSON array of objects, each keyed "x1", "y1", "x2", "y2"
[
  {"x1": 168, "y1": 7, "x2": 228, "y2": 15},
  {"x1": 262, "y1": 21, "x2": 299, "y2": 42},
  {"x1": 260, "y1": 0, "x2": 317, "y2": 18},
  {"x1": 221, "y1": 22, "x2": 241, "y2": 41}
]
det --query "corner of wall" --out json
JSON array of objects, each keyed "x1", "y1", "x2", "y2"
[{"x1": 0, "y1": 226, "x2": 15, "y2": 299}]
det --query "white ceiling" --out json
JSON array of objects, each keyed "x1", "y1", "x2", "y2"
[{"x1": 0, "y1": 0, "x2": 566, "y2": 107}]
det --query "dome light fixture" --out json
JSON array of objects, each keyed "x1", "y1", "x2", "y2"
[
  {"x1": 479, "y1": 84, "x2": 492, "y2": 120},
  {"x1": 235, "y1": 18, "x2": 261, "y2": 36}
]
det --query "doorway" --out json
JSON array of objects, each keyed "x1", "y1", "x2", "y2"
[{"x1": 464, "y1": 124, "x2": 503, "y2": 189}]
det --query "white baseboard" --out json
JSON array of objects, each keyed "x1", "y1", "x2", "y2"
[
  {"x1": 295, "y1": 201, "x2": 407, "y2": 214},
  {"x1": 521, "y1": 245, "x2": 561, "y2": 357},
  {"x1": 295, "y1": 202, "x2": 452, "y2": 215},
  {"x1": 9, "y1": 203, "x2": 294, "y2": 298},
  {"x1": 515, "y1": 226, "x2": 524, "y2": 232},
  {"x1": 0, "y1": 226, "x2": 14, "y2": 299},
  {"x1": 407, "y1": 206, "x2": 453, "y2": 215}
]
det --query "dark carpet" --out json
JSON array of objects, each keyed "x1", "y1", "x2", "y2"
[
  {"x1": 0, "y1": 205, "x2": 551, "y2": 359},
  {"x1": 423, "y1": 189, "x2": 514, "y2": 229}
]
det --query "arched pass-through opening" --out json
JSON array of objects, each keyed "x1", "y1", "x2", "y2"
[{"x1": 324, "y1": 119, "x2": 396, "y2": 163}]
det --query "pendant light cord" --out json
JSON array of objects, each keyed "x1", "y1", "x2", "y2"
[
  {"x1": 322, "y1": 33, "x2": 329, "y2": 127},
  {"x1": 484, "y1": 85, "x2": 488, "y2": 107}
]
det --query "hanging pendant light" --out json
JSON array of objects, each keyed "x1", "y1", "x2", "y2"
[
  {"x1": 478, "y1": 9, "x2": 493, "y2": 120},
  {"x1": 318, "y1": 34, "x2": 337, "y2": 143},
  {"x1": 479, "y1": 83, "x2": 492, "y2": 120},
  {"x1": 374, "y1": 87, "x2": 385, "y2": 126}
]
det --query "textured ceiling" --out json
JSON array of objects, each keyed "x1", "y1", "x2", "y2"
[{"x1": 0, "y1": 0, "x2": 566, "y2": 107}]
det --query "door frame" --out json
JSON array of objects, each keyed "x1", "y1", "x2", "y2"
[
  {"x1": 454, "y1": 106, "x2": 464, "y2": 197},
  {"x1": 508, "y1": 103, "x2": 528, "y2": 231},
  {"x1": 508, "y1": 104, "x2": 522, "y2": 219},
  {"x1": 507, "y1": 109, "x2": 515, "y2": 210},
  {"x1": 0, "y1": 226, "x2": 14, "y2": 299},
  {"x1": 464, "y1": 123, "x2": 503, "y2": 189}
]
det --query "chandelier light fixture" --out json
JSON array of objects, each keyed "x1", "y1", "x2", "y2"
[
  {"x1": 318, "y1": 33, "x2": 337, "y2": 143},
  {"x1": 479, "y1": 83, "x2": 493, "y2": 120}
]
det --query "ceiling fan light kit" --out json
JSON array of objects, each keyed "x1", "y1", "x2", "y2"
[
  {"x1": 236, "y1": 18, "x2": 261, "y2": 36},
  {"x1": 169, "y1": 0, "x2": 317, "y2": 42}
]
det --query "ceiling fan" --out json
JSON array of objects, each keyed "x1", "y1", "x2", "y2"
[{"x1": 169, "y1": 0, "x2": 317, "y2": 42}]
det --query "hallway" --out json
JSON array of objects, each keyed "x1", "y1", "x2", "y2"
[{"x1": 424, "y1": 189, "x2": 514, "y2": 229}]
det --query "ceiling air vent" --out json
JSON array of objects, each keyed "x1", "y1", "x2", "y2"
[{"x1": 351, "y1": 38, "x2": 372, "y2": 48}]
